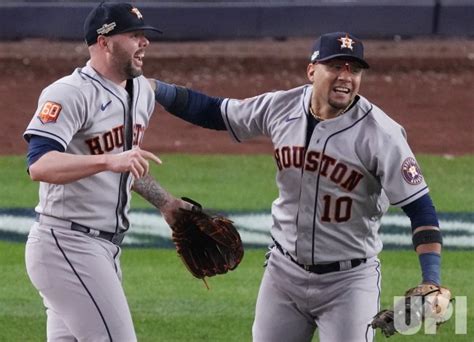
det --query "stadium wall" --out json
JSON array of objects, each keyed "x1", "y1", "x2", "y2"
[{"x1": 0, "y1": 0, "x2": 472, "y2": 41}]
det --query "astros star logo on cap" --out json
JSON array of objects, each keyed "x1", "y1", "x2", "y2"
[
  {"x1": 131, "y1": 7, "x2": 143, "y2": 19},
  {"x1": 338, "y1": 34, "x2": 355, "y2": 51}
]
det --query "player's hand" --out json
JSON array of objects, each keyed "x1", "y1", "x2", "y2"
[
  {"x1": 160, "y1": 197, "x2": 194, "y2": 226},
  {"x1": 106, "y1": 147, "x2": 162, "y2": 179}
]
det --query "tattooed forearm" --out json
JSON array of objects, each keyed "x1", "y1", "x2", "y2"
[{"x1": 132, "y1": 174, "x2": 171, "y2": 209}]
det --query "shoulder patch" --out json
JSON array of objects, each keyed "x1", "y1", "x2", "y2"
[
  {"x1": 38, "y1": 101, "x2": 62, "y2": 124},
  {"x1": 401, "y1": 157, "x2": 423, "y2": 185}
]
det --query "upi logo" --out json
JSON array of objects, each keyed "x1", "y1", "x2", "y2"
[{"x1": 393, "y1": 295, "x2": 467, "y2": 335}]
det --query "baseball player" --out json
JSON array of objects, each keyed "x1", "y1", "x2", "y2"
[
  {"x1": 151, "y1": 32, "x2": 443, "y2": 341},
  {"x1": 23, "y1": 3, "x2": 187, "y2": 341}
]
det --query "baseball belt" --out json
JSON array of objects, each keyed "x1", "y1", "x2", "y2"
[
  {"x1": 272, "y1": 237, "x2": 366, "y2": 274},
  {"x1": 35, "y1": 214, "x2": 125, "y2": 245}
]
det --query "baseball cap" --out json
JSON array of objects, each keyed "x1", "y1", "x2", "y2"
[
  {"x1": 84, "y1": 2, "x2": 162, "y2": 46},
  {"x1": 310, "y1": 32, "x2": 369, "y2": 68}
]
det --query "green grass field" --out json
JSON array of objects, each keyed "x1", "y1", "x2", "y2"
[
  {"x1": 0, "y1": 154, "x2": 472, "y2": 340},
  {"x1": 0, "y1": 242, "x2": 472, "y2": 341},
  {"x1": 1, "y1": 154, "x2": 473, "y2": 211}
]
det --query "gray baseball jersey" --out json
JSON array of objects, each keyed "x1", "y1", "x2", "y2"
[
  {"x1": 24, "y1": 61, "x2": 155, "y2": 233},
  {"x1": 221, "y1": 84, "x2": 428, "y2": 264}
]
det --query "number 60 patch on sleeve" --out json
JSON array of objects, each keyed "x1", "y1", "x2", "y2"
[{"x1": 38, "y1": 101, "x2": 62, "y2": 124}]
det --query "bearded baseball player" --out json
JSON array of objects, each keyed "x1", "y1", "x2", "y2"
[
  {"x1": 152, "y1": 32, "x2": 445, "y2": 341},
  {"x1": 23, "y1": 3, "x2": 190, "y2": 341}
]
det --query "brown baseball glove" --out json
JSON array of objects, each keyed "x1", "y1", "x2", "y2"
[
  {"x1": 170, "y1": 197, "x2": 244, "y2": 287},
  {"x1": 371, "y1": 284, "x2": 452, "y2": 337}
]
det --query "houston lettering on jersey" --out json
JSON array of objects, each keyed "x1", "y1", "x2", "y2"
[
  {"x1": 85, "y1": 124, "x2": 145, "y2": 155},
  {"x1": 274, "y1": 146, "x2": 364, "y2": 192}
]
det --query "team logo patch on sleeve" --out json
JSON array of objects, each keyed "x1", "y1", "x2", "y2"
[
  {"x1": 401, "y1": 157, "x2": 423, "y2": 185},
  {"x1": 38, "y1": 101, "x2": 62, "y2": 124}
]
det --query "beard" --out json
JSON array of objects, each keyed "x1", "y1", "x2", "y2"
[
  {"x1": 110, "y1": 43, "x2": 143, "y2": 79},
  {"x1": 122, "y1": 60, "x2": 142, "y2": 79}
]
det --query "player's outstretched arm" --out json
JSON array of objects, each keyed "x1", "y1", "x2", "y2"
[
  {"x1": 132, "y1": 174, "x2": 192, "y2": 226},
  {"x1": 29, "y1": 147, "x2": 161, "y2": 184},
  {"x1": 149, "y1": 78, "x2": 227, "y2": 130}
]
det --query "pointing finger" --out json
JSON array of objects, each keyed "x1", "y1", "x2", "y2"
[{"x1": 140, "y1": 150, "x2": 162, "y2": 165}]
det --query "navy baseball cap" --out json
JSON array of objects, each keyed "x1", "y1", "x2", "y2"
[
  {"x1": 310, "y1": 32, "x2": 369, "y2": 68},
  {"x1": 84, "y1": 2, "x2": 162, "y2": 46}
]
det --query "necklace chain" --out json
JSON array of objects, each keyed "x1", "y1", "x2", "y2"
[{"x1": 310, "y1": 99, "x2": 354, "y2": 121}]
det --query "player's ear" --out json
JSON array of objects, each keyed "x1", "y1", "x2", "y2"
[
  {"x1": 307, "y1": 63, "x2": 316, "y2": 82},
  {"x1": 97, "y1": 35, "x2": 108, "y2": 49}
]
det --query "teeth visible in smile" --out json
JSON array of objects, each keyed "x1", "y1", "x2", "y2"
[{"x1": 334, "y1": 87, "x2": 350, "y2": 94}]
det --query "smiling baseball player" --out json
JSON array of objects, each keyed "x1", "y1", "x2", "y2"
[
  {"x1": 151, "y1": 32, "x2": 444, "y2": 341},
  {"x1": 22, "y1": 3, "x2": 190, "y2": 341}
]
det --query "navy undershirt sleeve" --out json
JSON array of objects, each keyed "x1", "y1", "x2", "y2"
[
  {"x1": 155, "y1": 80, "x2": 226, "y2": 130},
  {"x1": 401, "y1": 193, "x2": 439, "y2": 230},
  {"x1": 154, "y1": 79, "x2": 177, "y2": 108},
  {"x1": 27, "y1": 135, "x2": 65, "y2": 167},
  {"x1": 402, "y1": 194, "x2": 441, "y2": 285},
  {"x1": 418, "y1": 252, "x2": 441, "y2": 285}
]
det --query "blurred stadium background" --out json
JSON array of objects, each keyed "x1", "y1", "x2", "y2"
[{"x1": 0, "y1": 0, "x2": 473, "y2": 41}]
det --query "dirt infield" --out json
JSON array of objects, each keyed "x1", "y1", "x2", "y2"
[{"x1": 1, "y1": 38, "x2": 473, "y2": 155}]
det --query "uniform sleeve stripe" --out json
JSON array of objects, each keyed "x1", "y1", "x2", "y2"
[
  {"x1": 391, "y1": 186, "x2": 429, "y2": 206},
  {"x1": 24, "y1": 129, "x2": 68, "y2": 149},
  {"x1": 223, "y1": 99, "x2": 241, "y2": 143}
]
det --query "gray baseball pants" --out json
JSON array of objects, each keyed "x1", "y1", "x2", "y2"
[
  {"x1": 252, "y1": 246, "x2": 381, "y2": 342},
  {"x1": 25, "y1": 222, "x2": 136, "y2": 341}
]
